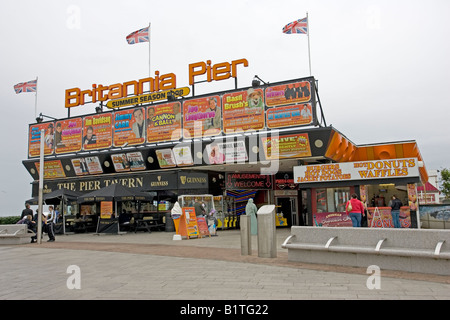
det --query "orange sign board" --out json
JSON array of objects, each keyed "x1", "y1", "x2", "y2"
[
  {"x1": 65, "y1": 58, "x2": 249, "y2": 108},
  {"x1": 178, "y1": 207, "x2": 200, "y2": 239},
  {"x1": 222, "y1": 88, "x2": 265, "y2": 133}
]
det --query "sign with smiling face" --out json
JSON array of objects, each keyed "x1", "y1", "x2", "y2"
[
  {"x1": 183, "y1": 95, "x2": 222, "y2": 138},
  {"x1": 113, "y1": 108, "x2": 145, "y2": 147}
]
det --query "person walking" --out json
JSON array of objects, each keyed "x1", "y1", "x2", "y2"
[
  {"x1": 390, "y1": 195, "x2": 403, "y2": 228},
  {"x1": 46, "y1": 206, "x2": 56, "y2": 242},
  {"x1": 346, "y1": 194, "x2": 365, "y2": 227},
  {"x1": 245, "y1": 198, "x2": 258, "y2": 235}
]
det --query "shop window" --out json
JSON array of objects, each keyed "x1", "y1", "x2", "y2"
[{"x1": 315, "y1": 187, "x2": 350, "y2": 213}]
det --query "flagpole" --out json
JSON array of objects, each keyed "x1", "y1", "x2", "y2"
[
  {"x1": 307, "y1": 12, "x2": 312, "y2": 76},
  {"x1": 35, "y1": 76, "x2": 38, "y2": 119},
  {"x1": 149, "y1": 22, "x2": 151, "y2": 77}
]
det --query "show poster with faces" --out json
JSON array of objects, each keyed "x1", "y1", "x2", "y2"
[
  {"x1": 183, "y1": 95, "x2": 221, "y2": 138},
  {"x1": 28, "y1": 122, "x2": 55, "y2": 157},
  {"x1": 113, "y1": 108, "x2": 145, "y2": 147},
  {"x1": 146, "y1": 102, "x2": 182, "y2": 143},
  {"x1": 222, "y1": 88, "x2": 265, "y2": 134},
  {"x1": 265, "y1": 80, "x2": 311, "y2": 107},
  {"x1": 82, "y1": 114, "x2": 113, "y2": 151},
  {"x1": 266, "y1": 103, "x2": 313, "y2": 129},
  {"x1": 55, "y1": 118, "x2": 83, "y2": 155}
]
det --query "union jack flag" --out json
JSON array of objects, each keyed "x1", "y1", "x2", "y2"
[
  {"x1": 126, "y1": 26, "x2": 150, "y2": 45},
  {"x1": 282, "y1": 17, "x2": 308, "y2": 34},
  {"x1": 13, "y1": 79, "x2": 37, "y2": 94}
]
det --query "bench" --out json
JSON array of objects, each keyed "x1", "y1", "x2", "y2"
[
  {"x1": 282, "y1": 226, "x2": 450, "y2": 275},
  {"x1": 0, "y1": 224, "x2": 36, "y2": 245}
]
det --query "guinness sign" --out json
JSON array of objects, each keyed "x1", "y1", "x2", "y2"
[
  {"x1": 147, "y1": 173, "x2": 177, "y2": 190},
  {"x1": 178, "y1": 172, "x2": 208, "y2": 189}
]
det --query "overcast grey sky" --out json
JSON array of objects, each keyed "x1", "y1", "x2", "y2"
[{"x1": 1, "y1": 0, "x2": 449, "y2": 216}]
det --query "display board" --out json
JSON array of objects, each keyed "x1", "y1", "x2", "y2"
[
  {"x1": 28, "y1": 77, "x2": 317, "y2": 159},
  {"x1": 178, "y1": 207, "x2": 200, "y2": 239}
]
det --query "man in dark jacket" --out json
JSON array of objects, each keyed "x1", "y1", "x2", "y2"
[
  {"x1": 390, "y1": 195, "x2": 403, "y2": 228},
  {"x1": 21, "y1": 203, "x2": 33, "y2": 219}
]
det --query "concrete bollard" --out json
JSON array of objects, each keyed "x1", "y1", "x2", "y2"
[
  {"x1": 240, "y1": 215, "x2": 252, "y2": 255},
  {"x1": 256, "y1": 205, "x2": 277, "y2": 258}
]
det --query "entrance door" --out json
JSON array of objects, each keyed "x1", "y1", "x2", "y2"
[{"x1": 276, "y1": 197, "x2": 298, "y2": 226}]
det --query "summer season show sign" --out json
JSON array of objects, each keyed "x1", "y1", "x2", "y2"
[
  {"x1": 113, "y1": 108, "x2": 145, "y2": 147},
  {"x1": 146, "y1": 102, "x2": 182, "y2": 143},
  {"x1": 222, "y1": 88, "x2": 265, "y2": 133},
  {"x1": 183, "y1": 95, "x2": 221, "y2": 138},
  {"x1": 28, "y1": 122, "x2": 55, "y2": 157},
  {"x1": 82, "y1": 114, "x2": 112, "y2": 150}
]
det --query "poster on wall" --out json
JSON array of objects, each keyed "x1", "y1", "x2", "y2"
[
  {"x1": 55, "y1": 118, "x2": 83, "y2": 154},
  {"x1": 28, "y1": 123, "x2": 55, "y2": 157},
  {"x1": 71, "y1": 158, "x2": 89, "y2": 176},
  {"x1": 111, "y1": 152, "x2": 146, "y2": 172},
  {"x1": 146, "y1": 102, "x2": 182, "y2": 143},
  {"x1": 265, "y1": 80, "x2": 312, "y2": 107},
  {"x1": 126, "y1": 152, "x2": 146, "y2": 171},
  {"x1": 205, "y1": 140, "x2": 248, "y2": 165},
  {"x1": 222, "y1": 88, "x2": 265, "y2": 133},
  {"x1": 313, "y1": 212, "x2": 352, "y2": 227},
  {"x1": 35, "y1": 160, "x2": 66, "y2": 179},
  {"x1": 113, "y1": 108, "x2": 145, "y2": 147},
  {"x1": 183, "y1": 95, "x2": 221, "y2": 138},
  {"x1": 111, "y1": 153, "x2": 131, "y2": 172},
  {"x1": 100, "y1": 201, "x2": 113, "y2": 219},
  {"x1": 85, "y1": 156, "x2": 103, "y2": 174},
  {"x1": 172, "y1": 146, "x2": 194, "y2": 166},
  {"x1": 367, "y1": 207, "x2": 411, "y2": 228},
  {"x1": 82, "y1": 114, "x2": 113, "y2": 151},
  {"x1": 156, "y1": 149, "x2": 176, "y2": 168},
  {"x1": 261, "y1": 133, "x2": 312, "y2": 160},
  {"x1": 407, "y1": 183, "x2": 418, "y2": 211},
  {"x1": 266, "y1": 103, "x2": 313, "y2": 129}
]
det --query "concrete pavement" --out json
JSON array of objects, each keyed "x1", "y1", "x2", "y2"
[{"x1": 0, "y1": 228, "x2": 449, "y2": 300}]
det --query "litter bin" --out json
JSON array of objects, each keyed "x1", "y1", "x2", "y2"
[
  {"x1": 256, "y1": 205, "x2": 277, "y2": 258},
  {"x1": 165, "y1": 212, "x2": 175, "y2": 232}
]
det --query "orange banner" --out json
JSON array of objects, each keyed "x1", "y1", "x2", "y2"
[
  {"x1": 146, "y1": 102, "x2": 182, "y2": 143},
  {"x1": 28, "y1": 123, "x2": 55, "y2": 157},
  {"x1": 222, "y1": 89, "x2": 265, "y2": 133},
  {"x1": 35, "y1": 160, "x2": 66, "y2": 179},
  {"x1": 261, "y1": 133, "x2": 312, "y2": 160},
  {"x1": 113, "y1": 108, "x2": 146, "y2": 147},
  {"x1": 265, "y1": 81, "x2": 311, "y2": 107},
  {"x1": 183, "y1": 95, "x2": 221, "y2": 138},
  {"x1": 82, "y1": 114, "x2": 112, "y2": 151},
  {"x1": 267, "y1": 103, "x2": 313, "y2": 129},
  {"x1": 100, "y1": 201, "x2": 113, "y2": 219},
  {"x1": 54, "y1": 118, "x2": 83, "y2": 154}
]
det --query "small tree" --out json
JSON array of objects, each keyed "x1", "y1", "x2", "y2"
[{"x1": 440, "y1": 168, "x2": 450, "y2": 200}]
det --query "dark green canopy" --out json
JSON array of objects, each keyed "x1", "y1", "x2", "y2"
[{"x1": 77, "y1": 184, "x2": 153, "y2": 203}]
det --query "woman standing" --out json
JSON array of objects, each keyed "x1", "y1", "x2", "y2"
[
  {"x1": 346, "y1": 194, "x2": 365, "y2": 227},
  {"x1": 245, "y1": 198, "x2": 258, "y2": 235}
]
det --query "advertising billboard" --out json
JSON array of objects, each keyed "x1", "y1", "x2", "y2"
[
  {"x1": 146, "y1": 102, "x2": 182, "y2": 143},
  {"x1": 183, "y1": 95, "x2": 222, "y2": 138},
  {"x1": 82, "y1": 114, "x2": 113, "y2": 151},
  {"x1": 222, "y1": 88, "x2": 265, "y2": 133}
]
